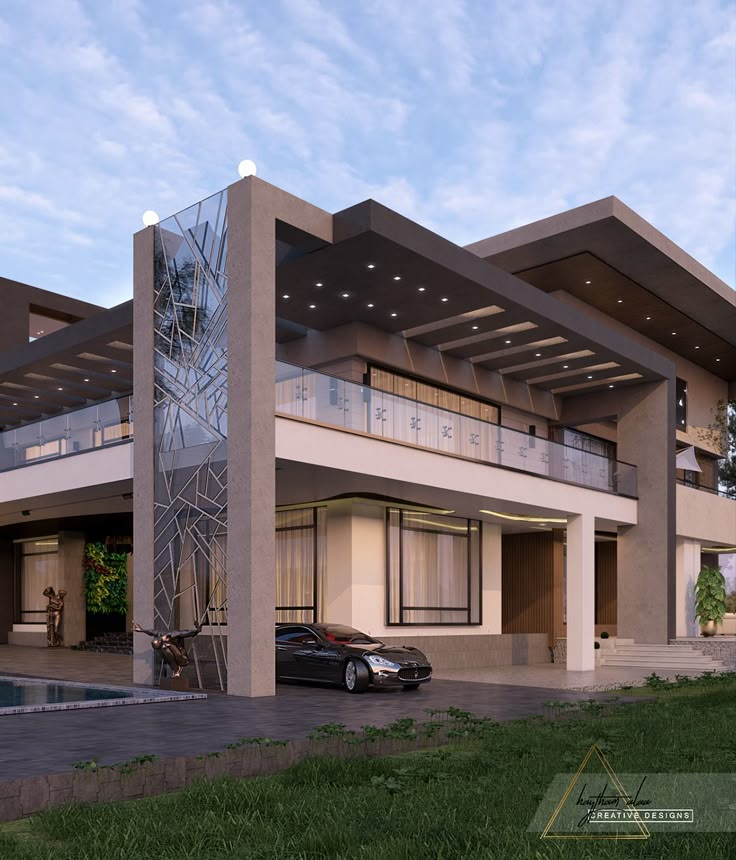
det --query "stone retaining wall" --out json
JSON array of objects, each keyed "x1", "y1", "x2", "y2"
[
  {"x1": 0, "y1": 734, "x2": 444, "y2": 823},
  {"x1": 670, "y1": 638, "x2": 736, "y2": 668}
]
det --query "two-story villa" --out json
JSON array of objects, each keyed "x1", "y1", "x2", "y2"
[{"x1": 1, "y1": 178, "x2": 734, "y2": 696}]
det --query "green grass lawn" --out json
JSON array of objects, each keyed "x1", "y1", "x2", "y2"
[{"x1": 2, "y1": 679, "x2": 736, "y2": 859}]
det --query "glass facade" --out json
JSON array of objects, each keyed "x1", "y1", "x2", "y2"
[
  {"x1": 275, "y1": 507, "x2": 326, "y2": 623},
  {"x1": 153, "y1": 190, "x2": 229, "y2": 690},
  {"x1": 387, "y1": 509, "x2": 481, "y2": 625},
  {"x1": 17, "y1": 537, "x2": 59, "y2": 623}
]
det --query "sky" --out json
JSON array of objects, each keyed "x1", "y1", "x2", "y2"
[{"x1": 1, "y1": 0, "x2": 734, "y2": 308}]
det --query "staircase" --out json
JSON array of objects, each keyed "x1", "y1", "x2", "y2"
[
  {"x1": 72, "y1": 632, "x2": 133, "y2": 655},
  {"x1": 598, "y1": 639, "x2": 725, "y2": 672}
]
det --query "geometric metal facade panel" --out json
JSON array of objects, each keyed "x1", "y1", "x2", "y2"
[{"x1": 153, "y1": 190, "x2": 229, "y2": 690}]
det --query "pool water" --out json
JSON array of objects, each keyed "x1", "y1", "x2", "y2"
[
  {"x1": 0, "y1": 675, "x2": 207, "y2": 714},
  {"x1": 0, "y1": 678, "x2": 134, "y2": 709}
]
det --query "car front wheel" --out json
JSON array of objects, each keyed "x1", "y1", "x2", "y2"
[{"x1": 344, "y1": 658, "x2": 370, "y2": 693}]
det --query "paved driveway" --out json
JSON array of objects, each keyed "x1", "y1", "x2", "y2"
[{"x1": 1, "y1": 677, "x2": 621, "y2": 781}]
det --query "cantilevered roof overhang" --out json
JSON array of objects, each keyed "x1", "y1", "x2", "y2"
[
  {"x1": 276, "y1": 199, "x2": 673, "y2": 395},
  {"x1": 466, "y1": 196, "x2": 736, "y2": 381},
  {"x1": 0, "y1": 300, "x2": 133, "y2": 428}
]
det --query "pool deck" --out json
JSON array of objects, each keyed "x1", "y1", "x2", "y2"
[{"x1": 0, "y1": 646, "x2": 644, "y2": 781}]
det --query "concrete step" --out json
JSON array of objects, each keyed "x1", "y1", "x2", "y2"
[{"x1": 600, "y1": 657, "x2": 725, "y2": 668}]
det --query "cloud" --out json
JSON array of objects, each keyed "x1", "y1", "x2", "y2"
[{"x1": 0, "y1": 0, "x2": 732, "y2": 307}]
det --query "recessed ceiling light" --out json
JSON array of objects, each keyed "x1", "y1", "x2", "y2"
[
  {"x1": 609, "y1": 384, "x2": 614, "y2": 388},
  {"x1": 716, "y1": 358, "x2": 721, "y2": 362},
  {"x1": 341, "y1": 293, "x2": 349, "y2": 298},
  {"x1": 84, "y1": 378, "x2": 90, "y2": 382},
  {"x1": 315, "y1": 282, "x2": 323, "y2": 287},
  {"x1": 367, "y1": 303, "x2": 374, "y2": 308},
  {"x1": 671, "y1": 332, "x2": 677, "y2": 335},
  {"x1": 12, "y1": 402, "x2": 17, "y2": 406},
  {"x1": 367, "y1": 264, "x2": 375, "y2": 269},
  {"x1": 34, "y1": 395, "x2": 39, "y2": 399},
  {"x1": 562, "y1": 365, "x2": 569, "y2": 369},
  {"x1": 111, "y1": 369, "x2": 117, "y2": 373},
  {"x1": 617, "y1": 299, "x2": 623, "y2": 303},
  {"x1": 585, "y1": 280, "x2": 591, "y2": 285},
  {"x1": 38, "y1": 330, "x2": 44, "y2": 334},
  {"x1": 505, "y1": 340, "x2": 511, "y2": 344},
  {"x1": 57, "y1": 387, "x2": 63, "y2": 391},
  {"x1": 535, "y1": 353, "x2": 541, "y2": 357},
  {"x1": 309, "y1": 304, "x2": 316, "y2": 309},
  {"x1": 472, "y1": 325, "x2": 479, "y2": 330},
  {"x1": 393, "y1": 276, "x2": 401, "y2": 281},
  {"x1": 418, "y1": 287, "x2": 426, "y2": 292},
  {"x1": 695, "y1": 345, "x2": 700, "y2": 349},
  {"x1": 587, "y1": 375, "x2": 593, "y2": 379},
  {"x1": 645, "y1": 316, "x2": 652, "y2": 320},
  {"x1": 390, "y1": 312, "x2": 398, "y2": 317},
  {"x1": 441, "y1": 297, "x2": 449, "y2": 302},
  {"x1": 282, "y1": 294, "x2": 290, "y2": 299}
]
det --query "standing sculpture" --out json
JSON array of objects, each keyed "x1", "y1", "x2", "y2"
[
  {"x1": 133, "y1": 620, "x2": 202, "y2": 678},
  {"x1": 43, "y1": 587, "x2": 67, "y2": 647}
]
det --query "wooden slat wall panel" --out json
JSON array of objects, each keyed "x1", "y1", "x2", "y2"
[
  {"x1": 595, "y1": 541, "x2": 617, "y2": 625},
  {"x1": 502, "y1": 532, "x2": 554, "y2": 641}
]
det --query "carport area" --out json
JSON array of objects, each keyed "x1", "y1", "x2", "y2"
[{"x1": 0, "y1": 644, "x2": 642, "y2": 782}]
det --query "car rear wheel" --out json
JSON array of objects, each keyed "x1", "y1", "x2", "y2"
[
  {"x1": 402, "y1": 683, "x2": 421, "y2": 691},
  {"x1": 344, "y1": 658, "x2": 369, "y2": 693}
]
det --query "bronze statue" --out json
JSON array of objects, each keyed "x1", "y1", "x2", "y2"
[
  {"x1": 133, "y1": 620, "x2": 202, "y2": 678},
  {"x1": 43, "y1": 587, "x2": 67, "y2": 647}
]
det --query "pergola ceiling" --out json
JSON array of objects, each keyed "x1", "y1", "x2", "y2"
[
  {"x1": 276, "y1": 216, "x2": 661, "y2": 397},
  {"x1": 0, "y1": 301, "x2": 133, "y2": 429},
  {"x1": 515, "y1": 253, "x2": 736, "y2": 380}
]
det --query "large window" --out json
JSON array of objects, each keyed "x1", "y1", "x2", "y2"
[
  {"x1": 276, "y1": 507, "x2": 326, "y2": 623},
  {"x1": 16, "y1": 536, "x2": 59, "y2": 623},
  {"x1": 387, "y1": 509, "x2": 481, "y2": 625},
  {"x1": 369, "y1": 367, "x2": 499, "y2": 424}
]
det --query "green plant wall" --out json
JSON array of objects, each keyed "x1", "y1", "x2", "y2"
[{"x1": 84, "y1": 543, "x2": 129, "y2": 614}]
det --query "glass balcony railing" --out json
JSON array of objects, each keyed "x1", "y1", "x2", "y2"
[
  {"x1": 0, "y1": 395, "x2": 133, "y2": 473},
  {"x1": 276, "y1": 361, "x2": 637, "y2": 497}
]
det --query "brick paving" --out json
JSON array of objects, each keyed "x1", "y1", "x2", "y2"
[{"x1": 0, "y1": 645, "x2": 635, "y2": 781}]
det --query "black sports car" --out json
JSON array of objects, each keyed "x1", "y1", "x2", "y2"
[{"x1": 275, "y1": 623, "x2": 432, "y2": 693}]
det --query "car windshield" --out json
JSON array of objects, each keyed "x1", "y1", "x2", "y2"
[{"x1": 321, "y1": 625, "x2": 380, "y2": 645}]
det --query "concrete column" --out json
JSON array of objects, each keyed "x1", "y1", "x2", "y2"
[
  {"x1": 58, "y1": 531, "x2": 86, "y2": 648},
  {"x1": 566, "y1": 512, "x2": 595, "y2": 671},
  {"x1": 482, "y1": 523, "x2": 502, "y2": 634},
  {"x1": 676, "y1": 538, "x2": 701, "y2": 637},
  {"x1": 617, "y1": 379, "x2": 675, "y2": 643},
  {"x1": 349, "y1": 502, "x2": 385, "y2": 634},
  {"x1": 124, "y1": 554, "x2": 134, "y2": 631},
  {"x1": 133, "y1": 225, "x2": 156, "y2": 685},
  {"x1": 226, "y1": 179, "x2": 277, "y2": 697},
  {"x1": 324, "y1": 501, "x2": 354, "y2": 624}
]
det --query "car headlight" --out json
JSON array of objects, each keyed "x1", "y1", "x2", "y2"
[{"x1": 366, "y1": 655, "x2": 400, "y2": 669}]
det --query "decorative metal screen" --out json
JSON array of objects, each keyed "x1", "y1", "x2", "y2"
[{"x1": 153, "y1": 190, "x2": 229, "y2": 690}]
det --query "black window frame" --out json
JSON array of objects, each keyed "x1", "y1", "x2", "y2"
[
  {"x1": 386, "y1": 508, "x2": 482, "y2": 626},
  {"x1": 275, "y1": 507, "x2": 325, "y2": 624},
  {"x1": 676, "y1": 378, "x2": 688, "y2": 429}
]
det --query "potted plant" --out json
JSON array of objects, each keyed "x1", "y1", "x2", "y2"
[{"x1": 693, "y1": 565, "x2": 726, "y2": 637}]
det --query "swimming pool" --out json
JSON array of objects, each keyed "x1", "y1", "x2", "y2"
[{"x1": 0, "y1": 675, "x2": 207, "y2": 715}]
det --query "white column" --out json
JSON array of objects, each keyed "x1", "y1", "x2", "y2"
[
  {"x1": 482, "y1": 523, "x2": 503, "y2": 634},
  {"x1": 566, "y1": 512, "x2": 595, "y2": 671},
  {"x1": 676, "y1": 538, "x2": 701, "y2": 638}
]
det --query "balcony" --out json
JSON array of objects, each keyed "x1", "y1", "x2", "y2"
[
  {"x1": 276, "y1": 362, "x2": 637, "y2": 497},
  {"x1": 0, "y1": 396, "x2": 133, "y2": 472}
]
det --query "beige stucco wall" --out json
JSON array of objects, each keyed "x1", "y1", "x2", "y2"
[{"x1": 676, "y1": 484, "x2": 736, "y2": 545}]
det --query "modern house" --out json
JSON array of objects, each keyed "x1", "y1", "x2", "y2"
[{"x1": 1, "y1": 178, "x2": 735, "y2": 696}]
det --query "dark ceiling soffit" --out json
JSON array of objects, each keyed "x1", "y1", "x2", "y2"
[
  {"x1": 333, "y1": 200, "x2": 674, "y2": 380},
  {"x1": 0, "y1": 300, "x2": 133, "y2": 377}
]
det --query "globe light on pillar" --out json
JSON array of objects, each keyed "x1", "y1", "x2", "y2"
[
  {"x1": 142, "y1": 210, "x2": 160, "y2": 227},
  {"x1": 237, "y1": 159, "x2": 257, "y2": 178}
]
